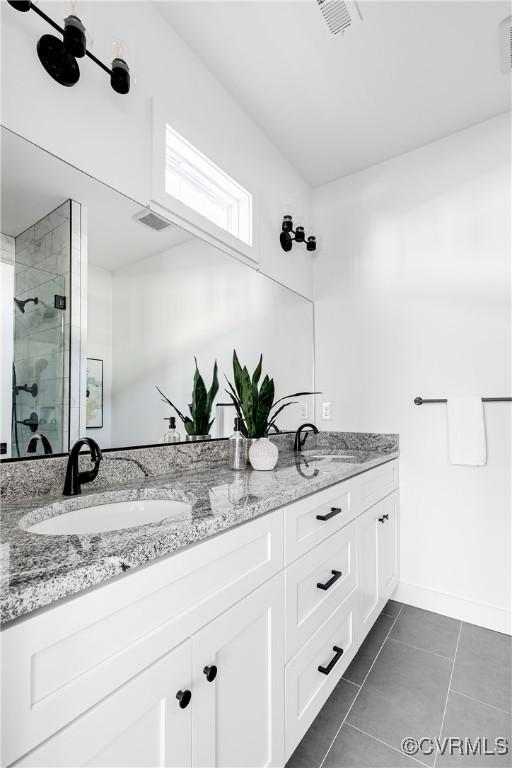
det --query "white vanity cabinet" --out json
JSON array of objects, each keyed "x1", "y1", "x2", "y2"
[
  {"x1": 15, "y1": 576, "x2": 285, "y2": 768},
  {"x1": 15, "y1": 640, "x2": 194, "y2": 768},
  {"x1": 2, "y1": 459, "x2": 399, "y2": 768},
  {"x1": 358, "y1": 490, "x2": 400, "y2": 637},
  {"x1": 191, "y1": 575, "x2": 285, "y2": 768}
]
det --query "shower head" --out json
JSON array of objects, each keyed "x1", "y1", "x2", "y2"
[{"x1": 14, "y1": 297, "x2": 39, "y2": 314}]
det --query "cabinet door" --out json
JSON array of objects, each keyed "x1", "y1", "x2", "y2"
[
  {"x1": 16, "y1": 641, "x2": 193, "y2": 768},
  {"x1": 378, "y1": 491, "x2": 399, "y2": 599},
  {"x1": 191, "y1": 574, "x2": 285, "y2": 768},
  {"x1": 357, "y1": 502, "x2": 380, "y2": 636}
]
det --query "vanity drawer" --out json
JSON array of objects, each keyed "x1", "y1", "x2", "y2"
[
  {"x1": 1, "y1": 510, "x2": 284, "y2": 767},
  {"x1": 357, "y1": 459, "x2": 398, "y2": 511},
  {"x1": 285, "y1": 591, "x2": 359, "y2": 760},
  {"x1": 284, "y1": 479, "x2": 357, "y2": 564},
  {"x1": 285, "y1": 520, "x2": 357, "y2": 661}
]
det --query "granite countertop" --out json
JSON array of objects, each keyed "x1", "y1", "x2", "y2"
[{"x1": 1, "y1": 439, "x2": 398, "y2": 625}]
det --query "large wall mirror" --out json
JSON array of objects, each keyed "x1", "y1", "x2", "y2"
[{"x1": 0, "y1": 127, "x2": 315, "y2": 459}]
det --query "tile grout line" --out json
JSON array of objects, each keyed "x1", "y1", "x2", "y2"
[
  {"x1": 449, "y1": 688, "x2": 512, "y2": 716},
  {"x1": 387, "y1": 636, "x2": 455, "y2": 662},
  {"x1": 318, "y1": 605, "x2": 405, "y2": 768},
  {"x1": 344, "y1": 723, "x2": 430, "y2": 768},
  {"x1": 433, "y1": 621, "x2": 462, "y2": 768}
]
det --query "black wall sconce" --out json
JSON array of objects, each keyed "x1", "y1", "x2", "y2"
[
  {"x1": 7, "y1": 1, "x2": 130, "y2": 94},
  {"x1": 280, "y1": 215, "x2": 316, "y2": 253}
]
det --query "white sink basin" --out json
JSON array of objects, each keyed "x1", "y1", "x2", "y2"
[{"x1": 26, "y1": 499, "x2": 192, "y2": 535}]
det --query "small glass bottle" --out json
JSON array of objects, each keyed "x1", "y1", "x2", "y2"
[
  {"x1": 163, "y1": 416, "x2": 180, "y2": 443},
  {"x1": 229, "y1": 417, "x2": 247, "y2": 471}
]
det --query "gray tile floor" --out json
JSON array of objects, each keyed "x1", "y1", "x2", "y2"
[{"x1": 286, "y1": 602, "x2": 512, "y2": 768}]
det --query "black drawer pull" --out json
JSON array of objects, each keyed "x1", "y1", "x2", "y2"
[
  {"x1": 318, "y1": 646, "x2": 344, "y2": 675},
  {"x1": 176, "y1": 689, "x2": 192, "y2": 709},
  {"x1": 316, "y1": 506, "x2": 342, "y2": 522},
  {"x1": 317, "y1": 569, "x2": 342, "y2": 591},
  {"x1": 378, "y1": 513, "x2": 389, "y2": 524},
  {"x1": 203, "y1": 665, "x2": 217, "y2": 682}
]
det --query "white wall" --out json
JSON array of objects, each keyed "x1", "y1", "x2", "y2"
[
  {"x1": 86, "y1": 264, "x2": 112, "y2": 447},
  {"x1": 0, "y1": 1, "x2": 313, "y2": 299},
  {"x1": 313, "y1": 114, "x2": 511, "y2": 633}
]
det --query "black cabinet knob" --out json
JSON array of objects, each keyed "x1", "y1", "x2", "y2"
[
  {"x1": 203, "y1": 665, "x2": 218, "y2": 682},
  {"x1": 176, "y1": 689, "x2": 192, "y2": 708}
]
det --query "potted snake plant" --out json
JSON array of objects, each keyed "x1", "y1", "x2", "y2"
[
  {"x1": 225, "y1": 350, "x2": 316, "y2": 470},
  {"x1": 156, "y1": 358, "x2": 219, "y2": 441}
]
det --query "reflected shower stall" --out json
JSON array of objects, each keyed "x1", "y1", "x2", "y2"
[{"x1": 10, "y1": 201, "x2": 72, "y2": 457}]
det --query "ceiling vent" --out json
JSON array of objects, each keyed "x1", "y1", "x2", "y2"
[
  {"x1": 316, "y1": 0, "x2": 362, "y2": 35},
  {"x1": 133, "y1": 209, "x2": 172, "y2": 231},
  {"x1": 499, "y1": 16, "x2": 512, "y2": 73}
]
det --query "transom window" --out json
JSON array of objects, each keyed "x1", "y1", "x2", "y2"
[{"x1": 165, "y1": 124, "x2": 252, "y2": 246}]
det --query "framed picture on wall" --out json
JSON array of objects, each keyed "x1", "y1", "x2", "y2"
[{"x1": 86, "y1": 358, "x2": 103, "y2": 429}]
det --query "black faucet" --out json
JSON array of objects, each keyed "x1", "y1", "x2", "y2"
[
  {"x1": 293, "y1": 422, "x2": 319, "y2": 452},
  {"x1": 63, "y1": 437, "x2": 103, "y2": 496},
  {"x1": 26, "y1": 433, "x2": 53, "y2": 455}
]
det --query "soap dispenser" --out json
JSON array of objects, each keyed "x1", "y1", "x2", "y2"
[
  {"x1": 162, "y1": 416, "x2": 180, "y2": 444},
  {"x1": 229, "y1": 417, "x2": 247, "y2": 471}
]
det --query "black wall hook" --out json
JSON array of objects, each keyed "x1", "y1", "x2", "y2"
[{"x1": 280, "y1": 215, "x2": 316, "y2": 253}]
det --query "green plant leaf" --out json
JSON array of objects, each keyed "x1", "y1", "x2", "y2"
[
  {"x1": 267, "y1": 401, "x2": 297, "y2": 432},
  {"x1": 271, "y1": 391, "x2": 320, "y2": 410},
  {"x1": 254, "y1": 375, "x2": 275, "y2": 437},
  {"x1": 240, "y1": 366, "x2": 255, "y2": 436},
  {"x1": 184, "y1": 418, "x2": 195, "y2": 435},
  {"x1": 233, "y1": 350, "x2": 244, "y2": 399},
  {"x1": 225, "y1": 376, "x2": 241, "y2": 408},
  {"x1": 206, "y1": 360, "x2": 219, "y2": 416},
  {"x1": 229, "y1": 353, "x2": 313, "y2": 438},
  {"x1": 252, "y1": 354, "x2": 263, "y2": 387},
  {"x1": 186, "y1": 357, "x2": 221, "y2": 435},
  {"x1": 155, "y1": 385, "x2": 188, "y2": 424},
  {"x1": 224, "y1": 390, "x2": 248, "y2": 436},
  {"x1": 190, "y1": 360, "x2": 208, "y2": 433}
]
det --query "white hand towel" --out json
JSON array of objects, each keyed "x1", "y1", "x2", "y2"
[{"x1": 446, "y1": 396, "x2": 487, "y2": 466}]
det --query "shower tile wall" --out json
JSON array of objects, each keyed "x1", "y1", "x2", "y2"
[{"x1": 12, "y1": 202, "x2": 71, "y2": 457}]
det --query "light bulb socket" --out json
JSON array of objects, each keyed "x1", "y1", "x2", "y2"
[
  {"x1": 295, "y1": 226, "x2": 305, "y2": 243},
  {"x1": 63, "y1": 15, "x2": 86, "y2": 58},
  {"x1": 306, "y1": 236, "x2": 317, "y2": 252},
  {"x1": 282, "y1": 215, "x2": 293, "y2": 232},
  {"x1": 111, "y1": 57, "x2": 130, "y2": 94}
]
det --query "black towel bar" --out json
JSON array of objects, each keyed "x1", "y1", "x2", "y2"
[{"x1": 414, "y1": 397, "x2": 512, "y2": 405}]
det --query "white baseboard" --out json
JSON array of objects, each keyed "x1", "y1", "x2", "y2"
[{"x1": 393, "y1": 580, "x2": 511, "y2": 635}]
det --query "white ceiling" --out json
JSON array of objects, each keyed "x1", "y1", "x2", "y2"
[
  {"x1": 158, "y1": 0, "x2": 511, "y2": 187},
  {"x1": 1, "y1": 129, "x2": 192, "y2": 272}
]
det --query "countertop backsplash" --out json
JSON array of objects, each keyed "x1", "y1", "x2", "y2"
[{"x1": 0, "y1": 431, "x2": 398, "y2": 503}]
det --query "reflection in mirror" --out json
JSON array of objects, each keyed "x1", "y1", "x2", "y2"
[{"x1": 1, "y1": 127, "x2": 314, "y2": 458}]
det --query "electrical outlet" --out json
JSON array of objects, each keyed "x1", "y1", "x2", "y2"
[
  {"x1": 300, "y1": 402, "x2": 308, "y2": 420},
  {"x1": 321, "y1": 402, "x2": 331, "y2": 420}
]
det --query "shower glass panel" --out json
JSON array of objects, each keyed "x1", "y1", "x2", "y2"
[{"x1": 11, "y1": 202, "x2": 71, "y2": 458}]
